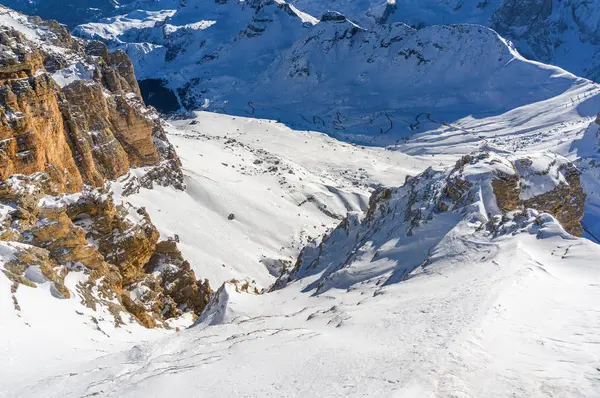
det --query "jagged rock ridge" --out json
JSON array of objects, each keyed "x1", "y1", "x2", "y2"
[{"x1": 274, "y1": 151, "x2": 585, "y2": 292}]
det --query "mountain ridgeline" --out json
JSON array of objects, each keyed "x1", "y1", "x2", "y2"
[{"x1": 73, "y1": 0, "x2": 593, "y2": 148}]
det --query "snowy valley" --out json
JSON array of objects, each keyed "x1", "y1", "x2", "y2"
[{"x1": 1, "y1": 1, "x2": 600, "y2": 397}]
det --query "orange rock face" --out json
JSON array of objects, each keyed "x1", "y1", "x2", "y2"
[
  {"x1": 0, "y1": 73, "x2": 83, "y2": 191},
  {"x1": 0, "y1": 174, "x2": 211, "y2": 328},
  {"x1": 0, "y1": 18, "x2": 172, "y2": 193},
  {"x1": 0, "y1": 9, "x2": 200, "y2": 328}
]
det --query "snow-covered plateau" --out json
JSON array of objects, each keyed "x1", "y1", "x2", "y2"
[{"x1": 2, "y1": 1, "x2": 600, "y2": 397}]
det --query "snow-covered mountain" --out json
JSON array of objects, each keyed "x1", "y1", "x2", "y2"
[
  {"x1": 240, "y1": 0, "x2": 600, "y2": 83},
  {"x1": 74, "y1": 0, "x2": 316, "y2": 112},
  {"x1": 75, "y1": 1, "x2": 592, "y2": 148},
  {"x1": 0, "y1": 0, "x2": 180, "y2": 26},
  {"x1": 72, "y1": 0, "x2": 600, "y2": 90},
  {"x1": 370, "y1": 0, "x2": 600, "y2": 82},
  {"x1": 6, "y1": 0, "x2": 600, "y2": 82},
  {"x1": 3, "y1": 2, "x2": 600, "y2": 397}
]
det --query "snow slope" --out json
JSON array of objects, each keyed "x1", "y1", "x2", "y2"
[
  {"x1": 111, "y1": 112, "x2": 426, "y2": 288},
  {"x1": 2, "y1": 3, "x2": 600, "y2": 396},
  {"x1": 3, "y1": 90, "x2": 600, "y2": 398},
  {"x1": 110, "y1": 75, "x2": 600, "y2": 286},
  {"x1": 13, "y1": 153, "x2": 600, "y2": 397},
  {"x1": 0, "y1": 104, "x2": 425, "y2": 394},
  {"x1": 4, "y1": 78, "x2": 599, "y2": 394},
  {"x1": 0, "y1": 235, "x2": 184, "y2": 394},
  {"x1": 0, "y1": 108, "x2": 424, "y2": 395},
  {"x1": 5, "y1": 101, "x2": 595, "y2": 396}
]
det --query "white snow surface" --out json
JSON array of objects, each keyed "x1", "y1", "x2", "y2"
[
  {"x1": 3, "y1": 59, "x2": 600, "y2": 391},
  {"x1": 51, "y1": 62, "x2": 95, "y2": 88},
  {"x1": 111, "y1": 112, "x2": 425, "y2": 288},
  {"x1": 0, "y1": 240, "x2": 174, "y2": 394},
  {"x1": 9, "y1": 204, "x2": 600, "y2": 397},
  {"x1": 3, "y1": 100, "x2": 598, "y2": 395},
  {"x1": 514, "y1": 152, "x2": 572, "y2": 201},
  {"x1": 3, "y1": 24, "x2": 600, "y2": 388},
  {"x1": 2, "y1": 3, "x2": 600, "y2": 397},
  {"x1": 0, "y1": 6, "x2": 40, "y2": 40}
]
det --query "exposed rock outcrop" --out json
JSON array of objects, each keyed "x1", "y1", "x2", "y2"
[
  {"x1": 437, "y1": 152, "x2": 585, "y2": 236},
  {"x1": 0, "y1": 72, "x2": 83, "y2": 191},
  {"x1": 0, "y1": 8, "x2": 205, "y2": 328},
  {"x1": 0, "y1": 7, "x2": 183, "y2": 194},
  {"x1": 273, "y1": 151, "x2": 585, "y2": 292},
  {"x1": 0, "y1": 173, "x2": 211, "y2": 328},
  {"x1": 516, "y1": 155, "x2": 586, "y2": 237}
]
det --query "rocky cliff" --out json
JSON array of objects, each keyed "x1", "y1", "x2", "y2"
[
  {"x1": 274, "y1": 151, "x2": 586, "y2": 292},
  {"x1": 0, "y1": 6, "x2": 182, "y2": 193},
  {"x1": 0, "y1": 7, "x2": 208, "y2": 328}
]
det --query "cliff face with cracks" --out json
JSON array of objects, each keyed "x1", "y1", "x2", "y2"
[
  {"x1": 0, "y1": 7, "x2": 209, "y2": 328},
  {"x1": 0, "y1": 6, "x2": 182, "y2": 193}
]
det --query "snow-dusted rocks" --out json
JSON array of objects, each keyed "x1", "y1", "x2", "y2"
[
  {"x1": 516, "y1": 153, "x2": 586, "y2": 236},
  {"x1": 275, "y1": 151, "x2": 585, "y2": 293},
  {"x1": 0, "y1": 173, "x2": 212, "y2": 329}
]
